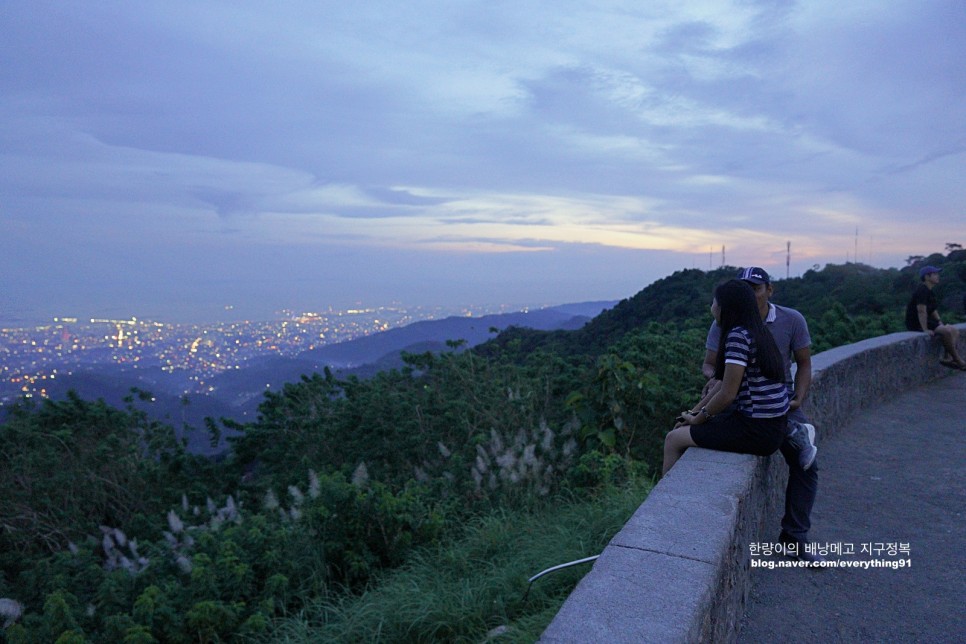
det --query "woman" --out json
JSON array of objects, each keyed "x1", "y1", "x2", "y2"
[{"x1": 662, "y1": 279, "x2": 789, "y2": 476}]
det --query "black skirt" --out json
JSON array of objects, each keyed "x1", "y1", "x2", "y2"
[{"x1": 689, "y1": 412, "x2": 787, "y2": 456}]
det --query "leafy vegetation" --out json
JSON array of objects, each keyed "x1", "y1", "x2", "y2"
[
  {"x1": 2, "y1": 251, "x2": 963, "y2": 642},
  {"x1": 270, "y1": 469, "x2": 651, "y2": 643}
]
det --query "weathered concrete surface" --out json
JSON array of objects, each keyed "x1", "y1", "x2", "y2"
[
  {"x1": 540, "y1": 442, "x2": 788, "y2": 643},
  {"x1": 540, "y1": 324, "x2": 965, "y2": 643},
  {"x1": 803, "y1": 330, "x2": 966, "y2": 442},
  {"x1": 736, "y1": 371, "x2": 966, "y2": 643}
]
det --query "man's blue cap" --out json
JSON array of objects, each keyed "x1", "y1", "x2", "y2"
[
  {"x1": 919, "y1": 265, "x2": 941, "y2": 279},
  {"x1": 737, "y1": 266, "x2": 770, "y2": 285}
]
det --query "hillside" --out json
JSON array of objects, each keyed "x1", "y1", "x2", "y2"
[
  {"x1": 478, "y1": 255, "x2": 966, "y2": 361},
  {"x1": 202, "y1": 301, "x2": 612, "y2": 414}
]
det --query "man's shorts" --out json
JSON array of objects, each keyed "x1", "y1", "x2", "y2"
[{"x1": 906, "y1": 317, "x2": 940, "y2": 332}]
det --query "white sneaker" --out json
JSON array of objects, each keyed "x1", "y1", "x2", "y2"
[{"x1": 788, "y1": 422, "x2": 817, "y2": 470}]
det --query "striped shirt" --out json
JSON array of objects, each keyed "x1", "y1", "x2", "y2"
[{"x1": 723, "y1": 326, "x2": 790, "y2": 418}]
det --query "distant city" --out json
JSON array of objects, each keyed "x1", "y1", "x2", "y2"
[{"x1": 0, "y1": 303, "x2": 535, "y2": 406}]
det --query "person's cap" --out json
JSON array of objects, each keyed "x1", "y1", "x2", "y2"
[
  {"x1": 919, "y1": 265, "x2": 941, "y2": 279},
  {"x1": 737, "y1": 266, "x2": 770, "y2": 285}
]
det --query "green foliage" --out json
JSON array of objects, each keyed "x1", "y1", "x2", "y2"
[
  {"x1": 43, "y1": 591, "x2": 79, "y2": 641},
  {"x1": 286, "y1": 471, "x2": 445, "y2": 589},
  {"x1": 776, "y1": 262, "x2": 904, "y2": 318},
  {"x1": 185, "y1": 600, "x2": 242, "y2": 642},
  {"x1": 0, "y1": 478, "x2": 445, "y2": 641},
  {"x1": 567, "y1": 450, "x2": 645, "y2": 490},
  {"x1": 567, "y1": 354, "x2": 645, "y2": 452},
  {"x1": 131, "y1": 585, "x2": 179, "y2": 641},
  {"x1": 0, "y1": 394, "x2": 174, "y2": 556},
  {"x1": 264, "y1": 470, "x2": 653, "y2": 643},
  {"x1": 808, "y1": 302, "x2": 904, "y2": 353},
  {"x1": 225, "y1": 348, "x2": 583, "y2": 510},
  {"x1": 565, "y1": 323, "x2": 705, "y2": 464},
  {"x1": 121, "y1": 625, "x2": 156, "y2": 643}
]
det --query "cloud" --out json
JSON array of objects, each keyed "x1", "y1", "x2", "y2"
[
  {"x1": 1, "y1": 0, "x2": 964, "y2": 322},
  {"x1": 363, "y1": 187, "x2": 452, "y2": 207}
]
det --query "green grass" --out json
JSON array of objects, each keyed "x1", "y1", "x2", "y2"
[{"x1": 258, "y1": 475, "x2": 654, "y2": 643}]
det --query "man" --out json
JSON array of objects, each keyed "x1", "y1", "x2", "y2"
[
  {"x1": 904, "y1": 266, "x2": 965, "y2": 369},
  {"x1": 702, "y1": 267, "x2": 822, "y2": 563}
]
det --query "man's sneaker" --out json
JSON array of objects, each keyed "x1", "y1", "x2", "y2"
[
  {"x1": 787, "y1": 422, "x2": 817, "y2": 471},
  {"x1": 779, "y1": 531, "x2": 827, "y2": 566}
]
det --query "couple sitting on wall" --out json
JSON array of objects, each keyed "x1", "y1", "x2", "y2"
[{"x1": 664, "y1": 267, "x2": 821, "y2": 562}]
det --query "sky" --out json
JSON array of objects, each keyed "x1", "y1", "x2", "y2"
[{"x1": 2, "y1": 1, "x2": 964, "y2": 324}]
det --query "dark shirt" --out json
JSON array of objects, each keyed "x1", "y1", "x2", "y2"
[{"x1": 905, "y1": 283, "x2": 937, "y2": 331}]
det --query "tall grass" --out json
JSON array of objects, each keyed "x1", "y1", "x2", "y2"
[{"x1": 259, "y1": 475, "x2": 653, "y2": 643}]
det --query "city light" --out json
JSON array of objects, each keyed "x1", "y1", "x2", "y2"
[{"x1": 0, "y1": 303, "x2": 516, "y2": 402}]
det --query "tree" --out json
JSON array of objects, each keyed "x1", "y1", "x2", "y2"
[{"x1": 0, "y1": 391, "x2": 188, "y2": 557}]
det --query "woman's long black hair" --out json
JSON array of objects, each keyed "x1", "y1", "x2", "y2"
[{"x1": 714, "y1": 279, "x2": 785, "y2": 382}]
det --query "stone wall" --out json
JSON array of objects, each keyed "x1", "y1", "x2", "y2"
[{"x1": 540, "y1": 325, "x2": 966, "y2": 643}]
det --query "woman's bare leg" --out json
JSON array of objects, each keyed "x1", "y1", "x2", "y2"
[{"x1": 663, "y1": 426, "x2": 698, "y2": 476}]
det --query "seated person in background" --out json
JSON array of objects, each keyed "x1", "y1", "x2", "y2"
[
  {"x1": 663, "y1": 279, "x2": 788, "y2": 476},
  {"x1": 905, "y1": 266, "x2": 965, "y2": 370}
]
